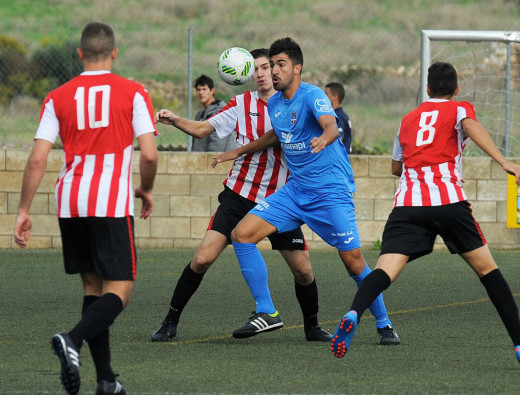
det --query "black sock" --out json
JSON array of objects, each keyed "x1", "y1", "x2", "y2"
[
  {"x1": 350, "y1": 269, "x2": 391, "y2": 323},
  {"x1": 81, "y1": 296, "x2": 115, "y2": 383},
  {"x1": 480, "y1": 269, "x2": 520, "y2": 346},
  {"x1": 68, "y1": 293, "x2": 123, "y2": 350},
  {"x1": 295, "y1": 279, "x2": 319, "y2": 329},
  {"x1": 165, "y1": 263, "x2": 205, "y2": 324}
]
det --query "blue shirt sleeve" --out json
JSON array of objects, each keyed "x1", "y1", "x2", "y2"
[{"x1": 306, "y1": 88, "x2": 337, "y2": 122}]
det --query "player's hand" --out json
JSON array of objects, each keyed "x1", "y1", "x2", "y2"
[
  {"x1": 14, "y1": 212, "x2": 32, "y2": 248},
  {"x1": 310, "y1": 136, "x2": 327, "y2": 153},
  {"x1": 502, "y1": 161, "x2": 520, "y2": 185},
  {"x1": 211, "y1": 150, "x2": 240, "y2": 168},
  {"x1": 135, "y1": 186, "x2": 154, "y2": 219},
  {"x1": 155, "y1": 109, "x2": 175, "y2": 125}
]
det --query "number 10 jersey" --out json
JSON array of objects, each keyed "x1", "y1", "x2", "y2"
[{"x1": 35, "y1": 71, "x2": 157, "y2": 218}]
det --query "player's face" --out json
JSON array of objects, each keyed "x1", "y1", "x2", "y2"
[
  {"x1": 252, "y1": 56, "x2": 273, "y2": 92},
  {"x1": 196, "y1": 85, "x2": 215, "y2": 105},
  {"x1": 270, "y1": 53, "x2": 296, "y2": 92}
]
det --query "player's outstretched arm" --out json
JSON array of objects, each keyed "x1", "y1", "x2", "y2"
[
  {"x1": 155, "y1": 109, "x2": 215, "y2": 139},
  {"x1": 135, "y1": 132, "x2": 158, "y2": 219},
  {"x1": 462, "y1": 118, "x2": 520, "y2": 184},
  {"x1": 310, "y1": 114, "x2": 340, "y2": 153},
  {"x1": 211, "y1": 129, "x2": 279, "y2": 167},
  {"x1": 14, "y1": 139, "x2": 53, "y2": 248}
]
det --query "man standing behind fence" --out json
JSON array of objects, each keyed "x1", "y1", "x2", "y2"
[
  {"x1": 191, "y1": 74, "x2": 236, "y2": 152},
  {"x1": 13, "y1": 22, "x2": 158, "y2": 395}
]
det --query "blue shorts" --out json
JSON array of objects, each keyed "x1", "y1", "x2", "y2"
[{"x1": 250, "y1": 182, "x2": 361, "y2": 251}]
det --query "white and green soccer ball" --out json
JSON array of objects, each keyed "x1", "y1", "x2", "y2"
[{"x1": 217, "y1": 47, "x2": 254, "y2": 85}]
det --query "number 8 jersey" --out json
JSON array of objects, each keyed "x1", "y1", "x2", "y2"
[
  {"x1": 35, "y1": 71, "x2": 157, "y2": 218},
  {"x1": 392, "y1": 98, "x2": 476, "y2": 207}
]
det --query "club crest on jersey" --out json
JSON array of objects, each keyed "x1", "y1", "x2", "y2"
[
  {"x1": 291, "y1": 112, "x2": 297, "y2": 124},
  {"x1": 314, "y1": 98, "x2": 333, "y2": 112}
]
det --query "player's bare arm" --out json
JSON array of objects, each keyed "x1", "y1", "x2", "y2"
[
  {"x1": 462, "y1": 117, "x2": 520, "y2": 184},
  {"x1": 391, "y1": 159, "x2": 403, "y2": 177},
  {"x1": 135, "y1": 132, "x2": 158, "y2": 219},
  {"x1": 211, "y1": 129, "x2": 279, "y2": 167},
  {"x1": 155, "y1": 109, "x2": 215, "y2": 139},
  {"x1": 310, "y1": 114, "x2": 340, "y2": 153},
  {"x1": 14, "y1": 139, "x2": 53, "y2": 248}
]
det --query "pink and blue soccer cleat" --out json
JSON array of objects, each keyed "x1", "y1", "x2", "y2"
[
  {"x1": 515, "y1": 345, "x2": 520, "y2": 364},
  {"x1": 330, "y1": 310, "x2": 358, "y2": 358}
]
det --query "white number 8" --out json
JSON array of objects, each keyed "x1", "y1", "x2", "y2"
[
  {"x1": 416, "y1": 110, "x2": 438, "y2": 146},
  {"x1": 74, "y1": 85, "x2": 111, "y2": 130}
]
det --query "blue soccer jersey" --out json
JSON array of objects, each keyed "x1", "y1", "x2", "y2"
[{"x1": 267, "y1": 82, "x2": 356, "y2": 193}]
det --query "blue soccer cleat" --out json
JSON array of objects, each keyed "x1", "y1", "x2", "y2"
[
  {"x1": 515, "y1": 345, "x2": 520, "y2": 364},
  {"x1": 330, "y1": 310, "x2": 358, "y2": 358}
]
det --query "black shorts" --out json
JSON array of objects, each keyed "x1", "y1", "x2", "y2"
[
  {"x1": 208, "y1": 187, "x2": 307, "y2": 251},
  {"x1": 59, "y1": 216, "x2": 137, "y2": 281},
  {"x1": 380, "y1": 201, "x2": 486, "y2": 262}
]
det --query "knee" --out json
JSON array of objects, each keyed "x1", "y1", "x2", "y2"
[
  {"x1": 292, "y1": 268, "x2": 314, "y2": 285},
  {"x1": 230, "y1": 227, "x2": 250, "y2": 244},
  {"x1": 190, "y1": 254, "x2": 214, "y2": 274},
  {"x1": 340, "y1": 249, "x2": 366, "y2": 275}
]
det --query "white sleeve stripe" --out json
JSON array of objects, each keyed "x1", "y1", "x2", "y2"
[
  {"x1": 133, "y1": 92, "x2": 155, "y2": 137},
  {"x1": 35, "y1": 99, "x2": 60, "y2": 143}
]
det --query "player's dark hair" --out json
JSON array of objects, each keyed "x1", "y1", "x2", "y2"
[
  {"x1": 194, "y1": 74, "x2": 215, "y2": 89},
  {"x1": 325, "y1": 82, "x2": 345, "y2": 103},
  {"x1": 250, "y1": 48, "x2": 269, "y2": 60},
  {"x1": 427, "y1": 62, "x2": 458, "y2": 97},
  {"x1": 80, "y1": 22, "x2": 115, "y2": 61},
  {"x1": 269, "y1": 37, "x2": 304, "y2": 67}
]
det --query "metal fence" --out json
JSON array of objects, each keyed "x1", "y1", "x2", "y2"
[{"x1": 2, "y1": 25, "x2": 496, "y2": 153}]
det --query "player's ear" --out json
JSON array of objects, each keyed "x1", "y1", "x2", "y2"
[
  {"x1": 111, "y1": 48, "x2": 118, "y2": 60},
  {"x1": 454, "y1": 85, "x2": 459, "y2": 97},
  {"x1": 294, "y1": 64, "x2": 302, "y2": 76},
  {"x1": 77, "y1": 48, "x2": 84, "y2": 61},
  {"x1": 426, "y1": 85, "x2": 431, "y2": 97}
]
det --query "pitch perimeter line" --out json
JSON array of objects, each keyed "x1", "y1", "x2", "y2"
[{"x1": 158, "y1": 293, "x2": 520, "y2": 346}]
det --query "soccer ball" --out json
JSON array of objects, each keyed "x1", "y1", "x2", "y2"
[{"x1": 217, "y1": 47, "x2": 255, "y2": 85}]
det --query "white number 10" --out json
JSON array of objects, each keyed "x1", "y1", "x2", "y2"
[
  {"x1": 416, "y1": 110, "x2": 439, "y2": 147},
  {"x1": 74, "y1": 85, "x2": 111, "y2": 130}
]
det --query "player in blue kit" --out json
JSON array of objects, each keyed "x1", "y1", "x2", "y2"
[{"x1": 213, "y1": 37, "x2": 399, "y2": 344}]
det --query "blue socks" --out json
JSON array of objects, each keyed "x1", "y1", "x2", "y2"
[
  {"x1": 351, "y1": 264, "x2": 392, "y2": 328},
  {"x1": 232, "y1": 242, "x2": 276, "y2": 314}
]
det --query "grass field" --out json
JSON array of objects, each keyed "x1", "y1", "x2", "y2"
[{"x1": 2, "y1": 248, "x2": 520, "y2": 394}]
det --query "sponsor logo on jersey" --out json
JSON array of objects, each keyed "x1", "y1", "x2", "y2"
[
  {"x1": 254, "y1": 201, "x2": 270, "y2": 211},
  {"x1": 249, "y1": 112, "x2": 260, "y2": 117},
  {"x1": 315, "y1": 98, "x2": 333, "y2": 112},
  {"x1": 274, "y1": 111, "x2": 282, "y2": 117},
  {"x1": 281, "y1": 132, "x2": 293, "y2": 143},
  {"x1": 282, "y1": 141, "x2": 307, "y2": 151}
]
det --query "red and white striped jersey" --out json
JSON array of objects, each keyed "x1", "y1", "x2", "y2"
[
  {"x1": 35, "y1": 71, "x2": 157, "y2": 218},
  {"x1": 208, "y1": 90, "x2": 288, "y2": 203},
  {"x1": 392, "y1": 99, "x2": 476, "y2": 207}
]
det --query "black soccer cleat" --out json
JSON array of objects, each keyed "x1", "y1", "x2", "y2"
[
  {"x1": 232, "y1": 311, "x2": 284, "y2": 339},
  {"x1": 151, "y1": 320, "x2": 178, "y2": 342},
  {"x1": 51, "y1": 333, "x2": 81, "y2": 395},
  {"x1": 377, "y1": 325, "x2": 400, "y2": 345},
  {"x1": 96, "y1": 379, "x2": 127, "y2": 395},
  {"x1": 304, "y1": 325, "x2": 333, "y2": 342}
]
